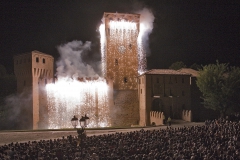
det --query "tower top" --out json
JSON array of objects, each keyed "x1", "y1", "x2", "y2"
[
  {"x1": 103, "y1": 12, "x2": 140, "y2": 23},
  {"x1": 14, "y1": 50, "x2": 54, "y2": 59}
]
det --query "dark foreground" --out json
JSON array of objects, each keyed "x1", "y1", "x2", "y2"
[
  {"x1": 2, "y1": 120, "x2": 239, "y2": 159},
  {"x1": 0, "y1": 120, "x2": 202, "y2": 146}
]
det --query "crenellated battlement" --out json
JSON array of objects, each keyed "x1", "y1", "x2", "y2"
[
  {"x1": 182, "y1": 110, "x2": 192, "y2": 122},
  {"x1": 150, "y1": 111, "x2": 165, "y2": 126}
]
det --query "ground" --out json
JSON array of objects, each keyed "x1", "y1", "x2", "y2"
[{"x1": 0, "y1": 120, "x2": 204, "y2": 146}]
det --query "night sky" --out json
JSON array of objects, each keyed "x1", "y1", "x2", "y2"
[{"x1": 0, "y1": 0, "x2": 239, "y2": 74}]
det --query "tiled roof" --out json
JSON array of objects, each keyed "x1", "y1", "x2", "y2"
[
  {"x1": 140, "y1": 69, "x2": 191, "y2": 76},
  {"x1": 178, "y1": 68, "x2": 199, "y2": 77}
]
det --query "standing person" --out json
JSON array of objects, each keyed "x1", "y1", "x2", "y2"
[
  {"x1": 163, "y1": 114, "x2": 166, "y2": 125},
  {"x1": 167, "y1": 117, "x2": 172, "y2": 126}
]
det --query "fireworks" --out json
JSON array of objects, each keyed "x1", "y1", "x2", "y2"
[
  {"x1": 45, "y1": 13, "x2": 148, "y2": 129},
  {"x1": 100, "y1": 13, "x2": 146, "y2": 81},
  {"x1": 46, "y1": 77, "x2": 110, "y2": 129},
  {"x1": 137, "y1": 23, "x2": 147, "y2": 74},
  {"x1": 99, "y1": 24, "x2": 106, "y2": 77}
]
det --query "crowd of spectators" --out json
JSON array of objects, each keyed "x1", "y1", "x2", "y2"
[{"x1": 0, "y1": 116, "x2": 240, "y2": 160}]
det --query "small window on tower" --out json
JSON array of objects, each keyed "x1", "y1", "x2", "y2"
[
  {"x1": 115, "y1": 59, "x2": 118, "y2": 65},
  {"x1": 36, "y1": 57, "x2": 39, "y2": 63},
  {"x1": 124, "y1": 77, "x2": 128, "y2": 83},
  {"x1": 43, "y1": 58, "x2": 45, "y2": 64},
  {"x1": 129, "y1": 44, "x2": 132, "y2": 49}
]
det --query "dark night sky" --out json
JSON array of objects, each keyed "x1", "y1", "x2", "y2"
[{"x1": 0, "y1": 0, "x2": 239, "y2": 74}]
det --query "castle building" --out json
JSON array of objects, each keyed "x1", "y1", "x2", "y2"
[
  {"x1": 178, "y1": 68, "x2": 218, "y2": 121},
  {"x1": 13, "y1": 13, "x2": 213, "y2": 129},
  {"x1": 14, "y1": 51, "x2": 54, "y2": 129},
  {"x1": 101, "y1": 12, "x2": 141, "y2": 126},
  {"x1": 138, "y1": 69, "x2": 191, "y2": 126},
  {"x1": 13, "y1": 50, "x2": 210, "y2": 129}
]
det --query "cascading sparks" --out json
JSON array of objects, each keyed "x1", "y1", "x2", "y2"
[
  {"x1": 46, "y1": 77, "x2": 110, "y2": 129},
  {"x1": 137, "y1": 23, "x2": 147, "y2": 74},
  {"x1": 99, "y1": 24, "x2": 106, "y2": 77},
  {"x1": 109, "y1": 20, "x2": 137, "y2": 30},
  {"x1": 99, "y1": 19, "x2": 146, "y2": 76}
]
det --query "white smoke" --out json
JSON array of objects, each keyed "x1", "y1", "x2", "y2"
[
  {"x1": 1, "y1": 91, "x2": 33, "y2": 129},
  {"x1": 136, "y1": 8, "x2": 155, "y2": 56},
  {"x1": 56, "y1": 40, "x2": 99, "y2": 79}
]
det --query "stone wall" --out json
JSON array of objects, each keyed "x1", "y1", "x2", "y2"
[
  {"x1": 182, "y1": 110, "x2": 192, "y2": 122},
  {"x1": 14, "y1": 51, "x2": 54, "y2": 129},
  {"x1": 150, "y1": 111, "x2": 165, "y2": 126},
  {"x1": 110, "y1": 90, "x2": 139, "y2": 127}
]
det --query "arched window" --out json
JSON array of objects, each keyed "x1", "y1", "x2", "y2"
[
  {"x1": 36, "y1": 57, "x2": 39, "y2": 62},
  {"x1": 43, "y1": 58, "x2": 45, "y2": 63}
]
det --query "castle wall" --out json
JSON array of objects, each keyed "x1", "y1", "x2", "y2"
[
  {"x1": 150, "y1": 111, "x2": 165, "y2": 125},
  {"x1": 102, "y1": 13, "x2": 141, "y2": 126},
  {"x1": 111, "y1": 90, "x2": 139, "y2": 126},
  {"x1": 139, "y1": 71, "x2": 191, "y2": 126},
  {"x1": 182, "y1": 110, "x2": 192, "y2": 122},
  {"x1": 14, "y1": 51, "x2": 54, "y2": 129},
  {"x1": 139, "y1": 75, "x2": 147, "y2": 126}
]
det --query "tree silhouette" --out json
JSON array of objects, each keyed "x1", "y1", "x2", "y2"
[
  {"x1": 169, "y1": 61, "x2": 186, "y2": 70},
  {"x1": 196, "y1": 61, "x2": 240, "y2": 117}
]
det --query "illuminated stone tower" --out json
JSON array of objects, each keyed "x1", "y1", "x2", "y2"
[
  {"x1": 101, "y1": 12, "x2": 140, "y2": 126},
  {"x1": 14, "y1": 51, "x2": 54, "y2": 129},
  {"x1": 101, "y1": 12, "x2": 140, "y2": 89}
]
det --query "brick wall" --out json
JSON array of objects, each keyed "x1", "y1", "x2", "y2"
[
  {"x1": 110, "y1": 90, "x2": 139, "y2": 126},
  {"x1": 150, "y1": 111, "x2": 165, "y2": 125}
]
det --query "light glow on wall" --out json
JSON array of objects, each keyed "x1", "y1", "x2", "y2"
[
  {"x1": 99, "y1": 18, "x2": 146, "y2": 79},
  {"x1": 46, "y1": 77, "x2": 110, "y2": 129}
]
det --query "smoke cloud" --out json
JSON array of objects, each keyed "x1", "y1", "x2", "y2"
[
  {"x1": 56, "y1": 40, "x2": 100, "y2": 79},
  {"x1": 0, "y1": 91, "x2": 32, "y2": 130},
  {"x1": 136, "y1": 8, "x2": 155, "y2": 56}
]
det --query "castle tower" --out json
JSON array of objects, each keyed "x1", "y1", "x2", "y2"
[
  {"x1": 101, "y1": 12, "x2": 140, "y2": 89},
  {"x1": 14, "y1": 51, "x2": 54, "y2": 129},
  {"x1": 101, "y1": 12, "x2": 140, "y2": 126}
]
